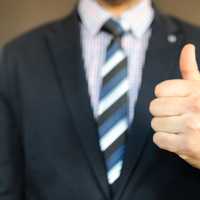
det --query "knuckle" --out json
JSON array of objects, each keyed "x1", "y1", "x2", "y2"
[
  {"x1": 149, "y1": 101, "x2": 154, "y2": 114},
  {"x1": 149, "y1": 99, "x2": 157, "y2": 114},
  {"x1": 188, "y1": 96, "x2": 200, "y2": 113},
  {"x1": 182, "y1": 137, "x2": 195, "y2": 156},
  {"x1": 155, "y1": 81, "x2": 170, "y2": 97},
  {"x1": 155, "y1": 85, "x2": 162, "y2": 97},
  {"x1": 185, "y1": 116, "x2": 200, "y2": 132},
  {"x1": 151, "y1": 118, "x2": 158, "y2": 131}
]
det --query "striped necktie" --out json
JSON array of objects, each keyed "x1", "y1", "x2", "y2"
[{"x1": 97, "y1": 19, "x2": 129, "y2": 186}]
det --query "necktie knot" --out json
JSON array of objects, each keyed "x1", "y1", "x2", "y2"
[{"x1": 102, "y1": 19, "x2": 127, "y2": 38}]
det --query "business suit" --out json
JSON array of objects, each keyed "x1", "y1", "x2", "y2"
[{"x1": 0, "y1": 8, "x2": 200, "y2": 200}]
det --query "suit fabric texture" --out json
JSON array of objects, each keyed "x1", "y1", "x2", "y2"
[{"x1": 0, "y1": 8, "x2": 200, "y2": 200}]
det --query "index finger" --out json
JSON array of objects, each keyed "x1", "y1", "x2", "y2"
[{"x1": 155, "y1": 79, "x2": 200, "y2": 97}]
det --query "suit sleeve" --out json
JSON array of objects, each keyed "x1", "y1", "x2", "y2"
[{"x1": 0, "y1": 48, "x2": 25, "y2": 199}]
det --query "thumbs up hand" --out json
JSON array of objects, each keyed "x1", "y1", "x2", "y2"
[{"x1": 150, "y1": 44, "x2": 200, "y2": 169}]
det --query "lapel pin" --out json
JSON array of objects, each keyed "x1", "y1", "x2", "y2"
[{"x1": 168, "y1": 34, "x2": 177, "y2": 43}]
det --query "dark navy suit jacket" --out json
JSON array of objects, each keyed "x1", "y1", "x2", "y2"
[{"x1": 0, "y1": 8, "x2": 200, "y2": 200}]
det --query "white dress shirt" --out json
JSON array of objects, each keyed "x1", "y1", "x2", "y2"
[{"x1": 78, "y1": 0, "x2": 154, "y2": 122}]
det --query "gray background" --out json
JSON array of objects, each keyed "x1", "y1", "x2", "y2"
[{"x1": 0, "y1": 0, "x2": 200, "y2": 46}]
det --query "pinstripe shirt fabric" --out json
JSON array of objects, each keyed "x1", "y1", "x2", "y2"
[{"x1": 78, "y1": 0, "x2": 154, "y2": 122}]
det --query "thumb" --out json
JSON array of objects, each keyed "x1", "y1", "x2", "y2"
[{"x1": 179, "y1": 43, "x2": 200, "y2": 80}]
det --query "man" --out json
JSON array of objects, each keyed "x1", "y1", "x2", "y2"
[{"x1": 1, "y1": 0, "x2": 200, "y2": 199}]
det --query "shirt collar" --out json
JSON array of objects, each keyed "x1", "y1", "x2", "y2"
[{"x1": 78, "y1": 0, "x2": 155, "y2": 38}]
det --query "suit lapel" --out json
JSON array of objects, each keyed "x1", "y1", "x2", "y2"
[
  {"x1": 47, "y1": 11, "x2": 110, "y2": 199},
  {"x1": 114, "y1": 11, "x2": 184, "y2": 200}
]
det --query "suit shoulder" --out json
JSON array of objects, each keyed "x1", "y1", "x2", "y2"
[{"x1": 2, "y1": 14, "x2": 72, "y2": 57}]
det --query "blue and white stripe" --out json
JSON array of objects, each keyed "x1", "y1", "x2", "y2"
[{"x1": 97, "y1": 20, "x2": 129, "y2": 184}]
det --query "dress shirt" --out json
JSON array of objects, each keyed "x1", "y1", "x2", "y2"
[{"x1": 78, "y1": 0, "x2": 154, "y2": 122}]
